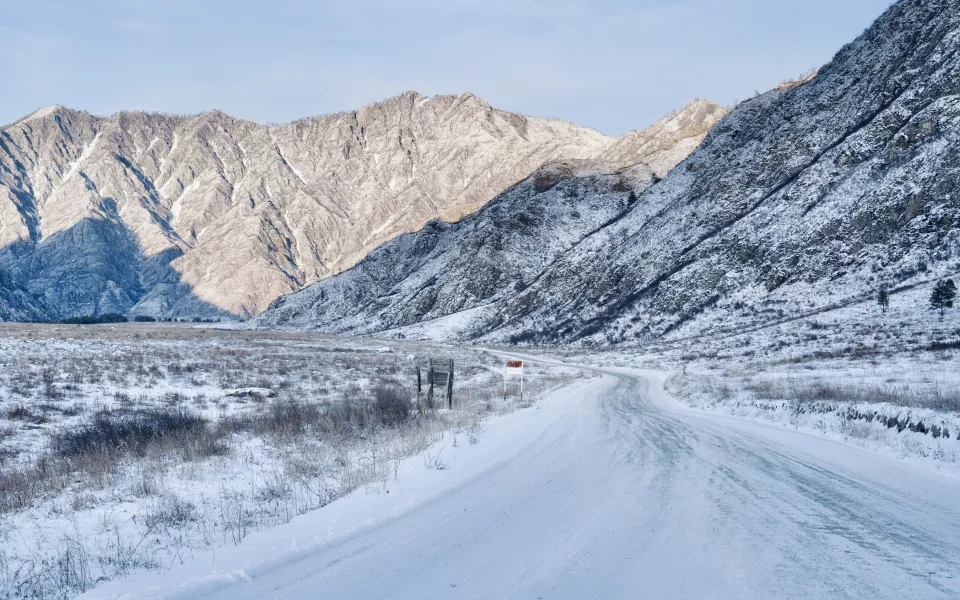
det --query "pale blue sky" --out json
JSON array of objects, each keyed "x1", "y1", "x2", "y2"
[{"x1": 0, "y1": 0, "x2": 894, "y2": 135}]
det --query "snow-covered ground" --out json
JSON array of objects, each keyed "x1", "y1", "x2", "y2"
[
  {"x1": 665, "y1": 362, "x2": 960, "y2": 475},
  {"x1": 650, "y1": 274, "x2": 960, "y2": 364},
  {"x1": 77, "y1": 365, "x2": 960, "y2": 599},
  {"x1": 4, "y1": 317, "x2": 960, "y2": 599},
  {"x1": 537, "y1": 280, "x2": 960, "y2": 472},
  {"x1": 0, "y1": 324, "x2": 585, "y2": 598}
]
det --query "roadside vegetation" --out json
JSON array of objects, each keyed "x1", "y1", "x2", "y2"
[
  {"x1": 665, "y1": 364, "x2": 960, "y2": 465},
  {"x1": 537, "y1": 280, "x2": 960, "y2": 468},
  {"x1": 0, "y1": 324, "x2": 582, "y2": 599}
]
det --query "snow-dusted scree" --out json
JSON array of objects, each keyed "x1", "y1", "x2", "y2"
[{"x1": 0, "y1": 323, "x2": 584, "y2": 598}]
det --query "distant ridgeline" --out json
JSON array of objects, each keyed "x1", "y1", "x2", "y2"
[{"x1": 0, "y1": 90, "x2": 724, "y2": 324}]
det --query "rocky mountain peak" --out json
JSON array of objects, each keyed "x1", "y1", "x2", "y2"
[{"x1": 600, "y1": 99, "x2": 728, "y2": 177}]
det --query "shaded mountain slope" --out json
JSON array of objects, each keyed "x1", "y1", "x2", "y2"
[
  {"x1": 0, "y1": 268, "x2": 46, "y2": 322},
  {"x1": 493, "y1": 0, "x2": 960, "y2": 345},
  {"x1": 256, "y1": 0, "x2": 960, "y2": 345},
  {"x1": 255, "y1": 162, "x2": 655, "y2": 334}
]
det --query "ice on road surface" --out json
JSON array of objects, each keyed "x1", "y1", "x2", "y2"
[{"x1": 84, "y1": 369, "x2": 960, "y2": 599}]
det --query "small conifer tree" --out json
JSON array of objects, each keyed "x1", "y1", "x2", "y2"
[
  {"x1": 877, "y1": 289, "x2": 890, "y2": 313},
  {"x1": 930, "y1": 279, "x2": 957, "y2": 318}
]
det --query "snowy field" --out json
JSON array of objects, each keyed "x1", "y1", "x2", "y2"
[
  {"x1": 1, "y1": 284, "x2": 958, "y2": 599},
  {"x1": 76, "y1": 367, "x2": 960, "y2": 600},
  {"x1": 0, "y1": 324, "x2": 585, "y2": 599},
  {"x1": 555, "y1": 281, "x2": 960, "y2": 474},
  {"x1": 665, "y1": 363, "x2": 960, "y2": 473}
]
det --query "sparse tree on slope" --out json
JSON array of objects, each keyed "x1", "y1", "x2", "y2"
[
  {"x1": 877, "y1": 288, "x2": 890, "y2": 313},
  {"x1": 930, "y1": 279, "x2": 957, "y2": 319}
]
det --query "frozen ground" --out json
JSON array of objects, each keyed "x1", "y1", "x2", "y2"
[
  {"x1": 0, "y1": 324, "x2": 584, "y2": 599},
  {"x1": 79, "y1": 366, "x2": 960, "y2": 600},
  {"x1": 664, "y1": 362, "x2": 960, "y2": 474},
  {"x1": 543, "y1": 281, "x2": 960, "y2": 472},
  {"x1": 3, "y1": 305, "x2": 960, "y2": 599}
]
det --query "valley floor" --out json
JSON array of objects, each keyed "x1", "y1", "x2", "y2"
[
  {"x1": 0, "y1": 324, "x2": 583, "y2": 598},
  {"x1": 80, "y1": 363, "x2": 960, "y2": 600},
  {"x1": 2, "y1": 322, "x2": 959, "y2": 599}
]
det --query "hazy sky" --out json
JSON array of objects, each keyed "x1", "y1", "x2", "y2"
[{"x1": 0, "y1": 0, "x2": 894, "y2": 135}]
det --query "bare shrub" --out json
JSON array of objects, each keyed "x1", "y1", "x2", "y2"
[
  {"x1": 0, "y1": 465, "x2": 45, "y2": 513},
  {"x1": 422, "y1": 447, "x2": 447, "y2": 470},
  {"x1": 372, "y1": 385, "x2": 411, "y2": 427},
  {"x1": 840, "y1": 419, "x2": 879, "y2": 440},
  {"x1": 223, "y1": 388, "x2": 410, "y2": 441},
  {"x1": 235, "y1": 400, "x2": 322, "y2": 439},
  {"x1": 5, "y1": 405, "x2": 46, "y2": 424},
  {"x1": 143, "y1": 494, "x2": 197, "y2": 530},
  {"x1": 219, "y1": 489, "x2": 253, "y2": 545},
  {"x1": 928, "y1": 385, "x2": 960, "y2": 412},
  {"x1": 53, "y1": 408, "x2": 226, "y2": 460}
]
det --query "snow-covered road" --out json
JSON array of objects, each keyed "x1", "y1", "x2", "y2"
[{"x1": 87, "y1": 368, "x2": 960, "y2": 599}]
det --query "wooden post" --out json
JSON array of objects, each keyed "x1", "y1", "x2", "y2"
[
  {"x1": 416, "y1": 365, "x2": 422, "y2": 415},
  {"x1": 427, "y1": 358, "x2": 435, "y2": 410},
  {"x1": 447, "y1": 359, "x2": 454, "y2": 409}
]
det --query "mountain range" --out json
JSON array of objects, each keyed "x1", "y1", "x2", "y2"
[
  {"x1": 255, "y1": 0, "x2": 960, "y2": 345},
  {"x1": 0, "y1": 93, "x2": 724, "y2": 322}
]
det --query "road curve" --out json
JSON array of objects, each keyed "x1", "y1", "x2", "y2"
[{"x1": 105, "y1": 369, "x2": 960, "y2": 599}]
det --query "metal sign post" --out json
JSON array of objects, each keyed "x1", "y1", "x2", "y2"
[{"x1": 504, "y1": 360, "x2": 524, "y2": 401}]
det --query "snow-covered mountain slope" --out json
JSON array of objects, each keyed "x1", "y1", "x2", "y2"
[
  {"x1": 499, "y1": 0, "x2": 960, "y2": 346},
  {"x1": 0, "y1": 93, "x2": 725, "y2": 321},
  {"x1": 598, "y1": 99, "x2": 728, "y2": 179},
  {"x1": 254, "y1": 162, "x2": 655, "y2": 334},
  {"x1": 256, "y1": 0, "x2": 960, "y2": 345}
]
